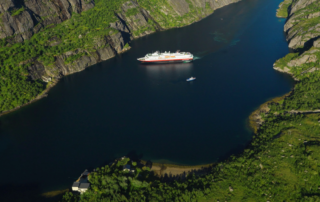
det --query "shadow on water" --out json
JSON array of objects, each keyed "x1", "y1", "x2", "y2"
[
  {"x1": 93, "y1": 151, "x2": 144, "y2": 170},
  {"x1": 126, "y1": 150, "x2": 144, "y2": 161},
  {"x1": 139, "y1": 62, "x2": 194, "y2": 83},
  {"x1": 0, "y1": 183, "x2": 65, "y2": 202},
  {"x1": 217, "y1": 141, "x2": 252, "y2": 162},
  {"x1": 138, "y1": 62, "x2": 193, "y2": 69}
]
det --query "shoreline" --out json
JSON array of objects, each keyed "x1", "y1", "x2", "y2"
[
  {"x1": 34, "y1": 0, "x2": 303, "y2": 199},
  {"x1": 0, "y1": 79, "x2": 58, "y2": 117},
  {"x1": 0, "y1": 1, "x2": 241, "y2": 118},
  {"x1": 6, "y1": 0, "x2": 303, "y2": 199},
  {"x1": 0, "y1": 47, "x2": 130, "y2": 118},
  {"x1": 58, "y1": 0, "x2": 320, "y2": 200},
  {"x1": 138, "y1": 0, "x2": 297, "y2": 170},
  {"x1": 248, "y1": 91, "x2": 292, "y2": 134}
]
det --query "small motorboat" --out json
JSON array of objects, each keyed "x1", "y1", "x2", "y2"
[{"x1": 186, "y1": 77, "x2": 196, "y2": 81}]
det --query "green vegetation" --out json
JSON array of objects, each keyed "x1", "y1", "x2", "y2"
[
  {"x1": 1, "y1": 0, "x2": 216, "y2": 113},
  {"x1": 123, "y1": 43, "x2": 130, "y2": 49},
  {"x1": 0, "y1": 0, "x2": 129, "y2": 113},
  {"x1": 61, "y1": 112, "x2": 320, "y2": 201},
  {"x1": 293, "y1": 1, "x2": 320, "y2": 18},
  {"x1": 274, "y1": 52, "x2": 298, "y2": 69},
  {"x1": 274, "y1": 50, "x2": 320, "y2": 110},
  {"x1": 125, "y1": 8, "x2": 140, "y2": 17},
  {"x1": 205, "y1": 2, "x2": 213, "y2": 13},
  {"x1": 284, "y1": 1, "x2": 320, "y2": 46},
  {"x1": 3, "y1": 0, "x2": 320, "y2": 200},
  {"x1": 271, "y1": 0, "x2": 320, "y2": 110},
  {"x1": 205, "y1": 2, "x2": 211, "y2": 10},
  {"x1": 64, "y1": 52, "x2": 87, "y2": 64},
  {"x1": 11, "y1": 7, "x2": 25, "y2": 17},
  {"x1": 137, "y1": 0, "x2": 205, "y2": 28},
  {"x1": 58, "y1": 0, "x2": 320, "y2": 201},
  {"x1": 276, "y1": 0, "x2": 292, "y2": 18}
]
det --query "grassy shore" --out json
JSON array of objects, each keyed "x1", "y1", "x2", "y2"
[
  {"x1": 276, "y1": 0, "x2": 292, "y2": 18},
  {"x1": 248, "y1": 92, "x2": 292, "y2": 133},
  {"x1": 0, "y1": 79, "x2": 58, "y2": 117}
]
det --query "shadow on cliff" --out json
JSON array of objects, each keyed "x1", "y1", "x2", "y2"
[
  {"x1": 289, "y1": 36, "x2": 320, "y2": 55},
  {"x1": 120, "y1": 31, "x2": 131, "y2": 47}
]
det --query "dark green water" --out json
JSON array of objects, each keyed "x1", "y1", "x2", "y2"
[{"x1": 0, "y1": 0, "x2": 294, "y2": 199}]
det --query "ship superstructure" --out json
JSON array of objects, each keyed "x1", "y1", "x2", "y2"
[{"x1": 137, "y1": 51, "x2": 193, "y2": 63}]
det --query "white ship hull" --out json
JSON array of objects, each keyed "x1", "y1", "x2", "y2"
[{"x1": 138, "y1": 51, "x2": 193, "y2": 63}]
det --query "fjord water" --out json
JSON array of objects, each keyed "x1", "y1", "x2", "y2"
[{"x1": 0, "y1": 0, "x2": 293, "y2": 197}]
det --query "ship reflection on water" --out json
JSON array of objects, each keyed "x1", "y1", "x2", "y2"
[{"x1": 140, "y1": 62, "x2": 194, "y2": 79}]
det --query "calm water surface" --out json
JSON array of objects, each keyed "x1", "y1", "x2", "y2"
[{"x1": 0, "y1": 0, "x2": 294, "y2": 198}]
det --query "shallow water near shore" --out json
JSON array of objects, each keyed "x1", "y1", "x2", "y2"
[{"x1": 0, "y1": 0, "x2": 294, "y2": 199}]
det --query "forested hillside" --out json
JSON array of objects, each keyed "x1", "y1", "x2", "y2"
[
  {"x1": 60, "y1": 0, "x2": 320, "y2": 201},
  {"x1": 0, "y1": 0, "x2": 238, "y2": 114}
]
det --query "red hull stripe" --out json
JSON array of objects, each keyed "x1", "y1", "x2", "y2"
[{"x1": 140, "y1": 58, "x2": 193, "y2": 62}]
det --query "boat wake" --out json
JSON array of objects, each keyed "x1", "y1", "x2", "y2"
[
  {"x1": 229, "y1": 39, "x2": 240, "y2": 47},
  {"x1": 193, "y1": 56, "x2": 202, "y2": 60}
]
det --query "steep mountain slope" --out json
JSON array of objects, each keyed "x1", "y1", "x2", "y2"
[
  {"x1": 283, "y1": 0, "x2": 320, "y2": 49},
  {"x1": 0, "y1": 0, "x2": 95, "y2": 43},
  {"x1": 0, "y1": 0, "x2": 240, "y2": 114},
  {"x1": 274, "y1": 0, "x2": 320, "y2": 107}
]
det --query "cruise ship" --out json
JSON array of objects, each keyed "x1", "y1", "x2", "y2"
[{"x1": 137, "y1": 51, "x2": 193, "y2": 63}]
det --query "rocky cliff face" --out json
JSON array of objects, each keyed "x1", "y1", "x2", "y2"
[
  {"x1": 20, "y1": 0, "x2": 240, "y2": 83},
  {"x1": 274, "y1": 0, "x2": 320, "y2": 75},
  {"x1": 0, "y1": 0, "x2": 242, "y2": 115},
  {"x1": 0, "y1": 0, "x2": 95, "y2": 43},
  {"x1": 251, "y1": 0, "x2": 320, "y2": 131},
  {"x1": 28, "y1": 31, "x2": 127, "y2": 81},
  {"x1": 0, "y1": 0, "x2": 239, "y2": 43},
  {"x1": 283, "y1": 0, "x2": 320, "y2": 49}
]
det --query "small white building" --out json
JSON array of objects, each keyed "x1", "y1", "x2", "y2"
[
  {"x1": 72, "y1": 182, "x2": 80, "y2": 191},
  {"x1": 79, "y1": 183, "x2": 90, "y2": 193},
  {"x1": 71, "y1": 169, "x2": 91, "y2": 193}
]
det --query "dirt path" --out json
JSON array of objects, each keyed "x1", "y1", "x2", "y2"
[
  {"x1": 288, "y1": 109, "x2": 320, "y2": 114},
  {"x1": 145, "y1": 162, "x2": 214, "y2": 179}
]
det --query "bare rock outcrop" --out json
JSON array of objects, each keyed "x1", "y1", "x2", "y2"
[
  {"x1": 290, "y1": 0, "x2": 317, "y2": 13},
  {"x1": 273, "y1": 48, "x2": 319, "y2": 81},
  {"x1": 115, "y1": 1, "x2": 155, "y2": 38},
  {"x1": 283, "y1": 0, "x2": 320, "y2": 49},
  {"x1": 0, "y1": 0, "x2": 95, "y2": 43},
  {"x1": 167, "y1": 0, "x2": 190, "y2": 16},
  {"x1": 313, "y1": 38, "x2": 320, "y2": 48},
  {"x1": 28, "y1": 31, "x2": 128, "y2": 80},
  {"x1": 287, "y1": 52, "x2": 318, "y2": 67}
]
